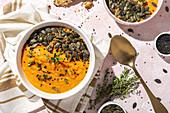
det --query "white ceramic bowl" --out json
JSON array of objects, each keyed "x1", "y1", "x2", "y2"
[
  {"x1": 103, "y1": 0, "x2": 163, "y2": 25},
  {"x1": 154, "y1": 32, "x2": 170, "y2": 56},
  {"x1": 15, "y1": 20, "x2": 95, "y2": 99},
  {"x1": 98, "y1": 101, "x2": 126, "y2": 113}
]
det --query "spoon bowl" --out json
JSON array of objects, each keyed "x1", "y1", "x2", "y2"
[
  {"x1": 110, "y1": 35, "x2": 168, "y2": 113},
  {"x1": 110, "y1": 35, "x2": 135, "y2": 66}
]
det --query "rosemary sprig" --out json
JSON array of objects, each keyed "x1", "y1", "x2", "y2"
[{"x1": 88, "y1": 67, "x2": 140, "y2": 110}]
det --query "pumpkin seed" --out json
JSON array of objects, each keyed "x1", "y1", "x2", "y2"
[
  {"x1": 51, "y1": 27, "x2": 58, "y2": 33},
  {"x1": 42, "y1": 41, "x2": 48, "y2": 46},
  {"x1": 57, "y1": 28, "x2": 62, "y2": 33},
  {"x1": 111, "y1": 3, "x2": 115, "y2": 9},
  {"x1": 73, "y1": 51, "x2": 78, "y2": 58},
  {"x1": 80, "y1": 45, "x2": 85, "y2": 50},
  {"x1": 38, "y1": 37, "x2": 43, "y2": 42},
  {"x1": 56, "y1": 36, "x2": 63, "y2": 39},
  {"x1": 45, "y1": 28, "x2": 52, "y2": 33},
  {"x1": 54, "y1": 43, "x2": 60, "y2": 49},
  {"x1": 72, "y1": 32, "x2": 79, "y2": 38},
  {"x1": 72, "y1": 38, "x2": 80, "y2": 43},
  {"x1": 62, "y1": 44, "x2": 68, "y2": 48},
  {"x1": 30, "y1": 39, "x2": 37, "y2": 45},
  {"x1": 144, "y1": 7, "x2": 149, "y2": 11},
  {"x1": 66, "y1": 52, "x2": 69, "y2": 58},
  {"x1": 70, "y1": 55, "x2": 73, "y2": 62},
  {"x1": 47, "y1": 34, "x2": 53, "y2": 42},
  {"x1": 43, "y1": 36, "x2": 47, "y2": 41},
  {"x1": 137, "y1": 12, "x2": 144, "y2": 17},
  {"x1": 30, "y1": 43, "x2": 38, "y2": 49},
  {"x1": 131, "y1": 1, "x2": 137, "y2": 5},
  {"x1": 141, "y1": 6, "x2": 144, "y2": 13},
  {"x1": 145, "y1": 11, "x2": 151, "y2": 15},
  {"x1": 41, "y1": 30, "x2": 46, "y2": 34},
  {"x1": 69, "y1": 44, "x2": 76, "y2": 51},
  {"x1": 84, "y1": 56, "x2": 89, "y2": 61},
  {"x1": 76, "y1": 42, "x2": 81, "y2": 49},
  {"x1": 151, "y1": 2, "x2": 157, "y2": 7},
  {"x1": 55, "y1": 32, "x2": 59, "y2": 36},
  {"x1": 84, "y1": 50, "x2": 90, "y2": 56},
  {"x1": 115, "y1": 10, "x2": 121, "y2": 16}
]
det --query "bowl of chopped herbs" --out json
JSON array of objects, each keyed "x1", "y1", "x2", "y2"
[{"x1": 103, "y1": 0, "x2": 163, "y2": 25}]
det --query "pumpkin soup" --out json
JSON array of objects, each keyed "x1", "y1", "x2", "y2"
[
  {"x1": 107, "y1": 0, "x2": 158, "y2": 22},
  {"x1": 21, "y1": 26, "x2": 90, "y2": 94}
]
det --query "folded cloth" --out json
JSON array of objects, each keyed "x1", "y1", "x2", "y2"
[{"x1": 0, "y1": 0, "x2": 110, "y2": 113}]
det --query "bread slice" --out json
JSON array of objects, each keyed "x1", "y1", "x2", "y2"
[{"x1": 54, "y1": 0, "x2": 75, "y2": 6}]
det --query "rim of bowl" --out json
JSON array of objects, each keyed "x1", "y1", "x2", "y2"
[
  {"x1": 103, "y1": 0, "x2": 163, "y2": 26},
  {"x1": 154, "y1": 32, "x2": 170, "y2": 56},
  {"x1": 98, "y1": 101, "x2": 126, "y2": 113},
  {"x1": 15, "y1": 20, "x2": 95, "y2": 99}
]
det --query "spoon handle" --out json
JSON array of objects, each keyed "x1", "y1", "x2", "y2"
[{"x1": 132, "y1": 66, "x2": 168, "y2": 113}]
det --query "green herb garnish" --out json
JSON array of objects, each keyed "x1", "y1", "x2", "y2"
[
  {"x1": 28, "y1": 61, "x2": 35, "y2": 67},
  {"x1": 64, "y1": 79, "x2": 69, "y2": 84},
  {"x1": 43, "y1": 74, "x2": 47, "y2": 78},
  {"x1": 51, "y1": 52, "x2": 63, "y2": 63},
  {"x1": 47, "y1": 76, "x2": 52, "y2": 80},
  {"x1": 27, "y1": 50, "x2": 32, "y2": 57},
  {"x1": 37, "y1": 62, "x2": 42, "y2": 70},
  {"x1": 46, "y1": 54, "x2": 49, "y2": 63},
  {"x1": 51, "y1": 87, "x2": 60, "y2": 93},
  {"x1": 88, "y1": 67, "x2": 140, "y2": 110}
]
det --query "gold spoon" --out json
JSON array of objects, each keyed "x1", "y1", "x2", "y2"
[{"x1": 110, "y1": 35, "x2": 168, "y2": 113}]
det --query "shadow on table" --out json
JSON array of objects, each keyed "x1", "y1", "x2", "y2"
[
  {"x1": 160, "y1": 55, "x2": 170, "y2": 64},
  {"x1": 116, "y1": 1, "x2": 170, "y2": 41}
]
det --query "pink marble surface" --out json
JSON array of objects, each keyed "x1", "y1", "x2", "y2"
[{"x1": 1, "y1": 0, "x2": 170, "y2": 113}]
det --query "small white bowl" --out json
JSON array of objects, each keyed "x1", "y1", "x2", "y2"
[
  {"x1": 98, "y1": 101, "x2": 126, "y2": 113},
  {"x1": 154, "y1": 32, "x2": 170, "y2": 56},
  {"x1": 103, "y1": 0, "x2": 163, "y2": 26},
  {"x1": 15, "y1": 20, "x2": 95, "y2": 99}
]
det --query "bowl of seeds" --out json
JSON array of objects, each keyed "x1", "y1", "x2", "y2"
[
  {"x1": 154, "y1": 32, "x2": 170, "y2": 56},
  {"x1": 15, "y1": 20, "x2": 95, "y2": 99},
  {"x1": 103, "y1": 0, "x2": 163, "y2": 25},
  {"x1": 98, "y1": 101, "x2": 126, "y2": 113}
]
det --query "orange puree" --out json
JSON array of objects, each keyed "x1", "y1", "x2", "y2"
[{"x1": 21, "y1": 27, "x2": 90, "y2": 94}]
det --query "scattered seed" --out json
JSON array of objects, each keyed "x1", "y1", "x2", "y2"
[
  {"x1": 133, "y1": 102, "x2": 137, "y2": 109},
  {"x1": 108, "y1": 32, "x2": 112, "y2": 38},
  {"x1": 154, "y1": 79, "x2": 161, "y2": 84},
  {"x1": 163, "y1": 69, "x2": 168, "y2": 73},
  {"x1": 165, "y1": 6, "x2": 169, "y2": 12},
  {"x1": 128, "y1": 28, "x2": 134, "y2": 33},
  {"x1": 157, "y1": 97, "x2": 162, "y2": 101}
]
